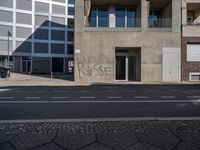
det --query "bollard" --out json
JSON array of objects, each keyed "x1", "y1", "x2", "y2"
[
  {"x1": 29, "y1": 72, "x2": 31, "y2": 81},
  {"x1": 51, "y1": 72, "x2": 53, "y2": 81}
]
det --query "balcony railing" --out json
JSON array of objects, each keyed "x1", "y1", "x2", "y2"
[
  {"x1": 88, "y1": 18, "x2": 141, "y2": 28},
  {"x1": 148, "y1": 18, "x2": 172, "y2": 28}
]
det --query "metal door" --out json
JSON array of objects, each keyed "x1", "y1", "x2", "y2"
[{"x1": 162, "y1": 48, "x2": 181, "y2": 82}]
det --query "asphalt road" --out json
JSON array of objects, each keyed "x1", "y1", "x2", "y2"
[{"x1": 0, "y1": 85, "x2": 200, "y2": 120}]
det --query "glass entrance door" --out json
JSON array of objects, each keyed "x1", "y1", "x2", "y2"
[
  {"x1": 116, "y1": 55, "x2": 137, "y2": 81},
  {"x1": 22, "y1": 57, "x2": 31, "y2": 73},
  {"x1": 116, "y1": 56, "x2": 126, "y2": 80}
]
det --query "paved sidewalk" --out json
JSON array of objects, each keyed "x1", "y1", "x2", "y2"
[
  {"x1": 0, "y1": 73, "x2": 84, "y2": 87},
  {"x1": 0, "y1": 120, "x2": 200, "y2": 150},
  {"x1": 1, "y1": 73, "x2": 200, "y2": 87}
]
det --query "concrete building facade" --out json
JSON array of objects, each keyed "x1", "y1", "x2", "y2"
[
  {"x1": 0, "y1": 0, "x2": 74, "y2": 74},
  {"x1": 74, "y1": 0, "x2": 182, "y2": 83},
  {"x1": 182, "y1": 0, "x2": 200, "y2": 82}
]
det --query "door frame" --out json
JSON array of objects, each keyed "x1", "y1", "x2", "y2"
[
  {"x1": 21, "y1": 57, "x2": 32, "y2": 73},
  {"x1": 115, "y1": 52, "x2": 137, "y2": 81}
]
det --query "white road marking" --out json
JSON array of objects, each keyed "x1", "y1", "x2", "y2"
[
  {"x1": 104, "y1": 90, "x2": 115, "y2": 92},
  {"x1": 134, "y1": 96, "x2": 149, "y2": 99},
  {"x1": 52, "y1": 97, "x2": 69, "y2": 99},
  {"x1": 80, "y1": 97, "x2": 96, "y2": 99},
  {"x1": 161, "y1": 96, "x2": 175, "y2": 99},
  {"x1": 146, "y1": 90, "x2": 160, "y2": 92},
  {"x1": 0, "y1": 100, "x2": 200, "y2": 104},
  {"x1": 15, "y1": 91, "x2": 26, "y2": 93},
  {"x1": 26, "y1": 97, "x2": 41, "y2": 99},
  {"x1": 188, "y1": 96, "x2": 200, "y2": 98},
  {"x1": 0, "y1": 97, "x2": 14, "y2": 99},
  {"x1": 79, "y1": 90, "x2": 91, "y2": 93},
  {"x1": 107, "y1": 96, "x2": 123, "y2": 99},
  {"x1": 0, "y1": 89, "x2": 10, "y2": 92},
  {"x1": 124, "y1": 90, "x2": 136, "y2": 92}
]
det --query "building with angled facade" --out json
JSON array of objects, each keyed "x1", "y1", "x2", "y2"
[{"x1": 0, "y1": 0, "x2": 74, "y2": 74}]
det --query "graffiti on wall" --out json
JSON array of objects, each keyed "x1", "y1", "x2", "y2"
[{"x1": 77, "y1": 62, "x2": 112, "y2": 80}]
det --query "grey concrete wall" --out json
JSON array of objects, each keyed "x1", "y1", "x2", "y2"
[{"x1": 74, "y1": 0, "x2": 181, "y2": 83}]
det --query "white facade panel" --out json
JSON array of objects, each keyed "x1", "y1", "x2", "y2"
[{"x1": 187, "y1": 44, "x2": 200, "y2": 62}]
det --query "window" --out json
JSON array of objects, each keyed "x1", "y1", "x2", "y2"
[
  {"x1": 51, "y1": 17, "x2": 65, "y2": 27},
  {"x1": 67, "y1": 44, "x2": 74, "y2": 54},
  {"x1": 16, "y1": 0, "x2": 32, "y2": 11},
  {"x1": 68, "y1": 18, "x2": 74, "y2": 28},
  {"x1": 16, "y1": 42, "x2": 32, "y2": 52},
  {"x1": 0, "y1": 10, "x2": 13, "y2": 23},
  {"x1": 89, "y1": 8, "x2": 97, "y2": 27},
  {"x1": 68, "y1": 7, "x2": 74, "y2": 16},
  {"x1": 116, "y1": 8, "x2": 125, "y2": 27},
  {"x1": 98, "y1": 8, "x2": 108, "y2": 27},
  {"x1": 35, "y1": 2, "x2": 49, "y2": 13},
  {"x1": 187, "y1": 44, "x2": 200, "y2": 62},
  {"x1": 35, "y1": 15, "x2": 49, "y2": 26},
  {"x1": 51, "y1": 44, "x2": 65, "y2": 54},
  {"x1": 52, "y1": 5, "x2": 65, "y2": 15},
  {"x1": 51, "y1": 30, "x2": 65, "y2": 41},
  {"x1": 16, "y1": 13, "x2": 32, "y2": 24},
  {"x1": 148, "y1": 9, "x2": 163, "y2": 27},
  {"x1": 68, "y1": 0, "x2": 74, "y2": 5},
  {"x1": 127, "y1": 8, "x2": 137, "y2": 27},
  {"x1": 67, "y1": 31, "x2": 74, "y2": 42},
  {"x1": 34, "y1": 29, "x2": 48, "y2": 40},
  {"x1": 34, "y1": 43, "x2": 48, "y2": 53}
]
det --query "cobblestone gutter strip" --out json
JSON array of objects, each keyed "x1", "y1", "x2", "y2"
[{"x1": 0, "y1": 120, "x2": 200, "y2": 150}]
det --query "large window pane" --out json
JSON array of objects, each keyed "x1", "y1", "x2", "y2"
[
  {"x1": 116, "y1": 8, "x2": 125, "y2": 27},
  {"x1": 89, "y1": 8, "x2": 97, "y2": 27},
  {"x1": 127, "y1": 8, "x2": 136, "y2": 27},
  {"x1": 98, "y1": 8, "x2": 108, "y2": 27}
]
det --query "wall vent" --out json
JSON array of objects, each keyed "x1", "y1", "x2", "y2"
[{"x1": 189, "y1": 73, "x2": 200, "y2": 81}]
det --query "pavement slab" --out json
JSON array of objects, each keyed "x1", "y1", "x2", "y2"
[
  {"x1": 135, "y1": 130, "x2": 180, "y2": 150},
  {"x1": 173, "y1": 142, "x2": 200, "y2": 150},
  {"x1": 98, "y1": 134, "x2": 138, "y2": 150},
  {"x1": 10, "y1": 133, "x2": 56, "y2": 150},
  {"x1": 0, "y1": 143, "x2": 16, "y2": 150},
  {"x1": 176, "y1": 132, "x2": 200, "y2": 145},
  {"x1": 78, "y1": 142, "x2": 114, "y2": 150},
  {"x1": 54, "y1": 134, "x2": 96, "y2": 150},
  {"x1": 32, "y1": 143, "x2": 64, "y2": 150},
  {"x1": 0, "y1": 120, "x2": 200, "y2": 150},
  {"x1": 126, "y1": 142, "x2": 163, "y2": 150}
]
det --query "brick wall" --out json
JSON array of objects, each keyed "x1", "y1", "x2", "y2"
[{"x1": 182, "y1": 37, "x2": 200, "y2": 81}]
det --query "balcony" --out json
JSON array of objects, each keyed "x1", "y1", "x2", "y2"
[
  {"x1": 88, "y1": 18, "x2": 141, "y2": 28},
  {"x1": 148, "y1": 18, "x2": 172, "y2": 28},
  {"x1": 182, "y1": 2, "x2": 200, "y2": 37}
]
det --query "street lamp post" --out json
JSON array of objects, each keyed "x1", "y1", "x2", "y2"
[{"x1": 7, "y1": 31, "x2": 11, "y2": 68}]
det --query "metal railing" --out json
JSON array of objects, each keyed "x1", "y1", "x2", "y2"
[
  {"x1": 116, "y1": 18, "x2": 141, "y2": 28},
  {"x1": 148, "y1": 18, "x2": 172, "y2": 28},
  {"x1": 88, "y1": 18, "x2": 141, "y2": 28}
]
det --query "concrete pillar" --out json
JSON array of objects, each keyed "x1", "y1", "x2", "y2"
[
  {"x1": 182, "y1": 0, "x2": 187, "y2": 25},
  {"x1": 141, "y1": 0, "x2": 148, "y2": 32},
  {"x1": 172, "y1": 0, "x2": 181, "y2": 32}
]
